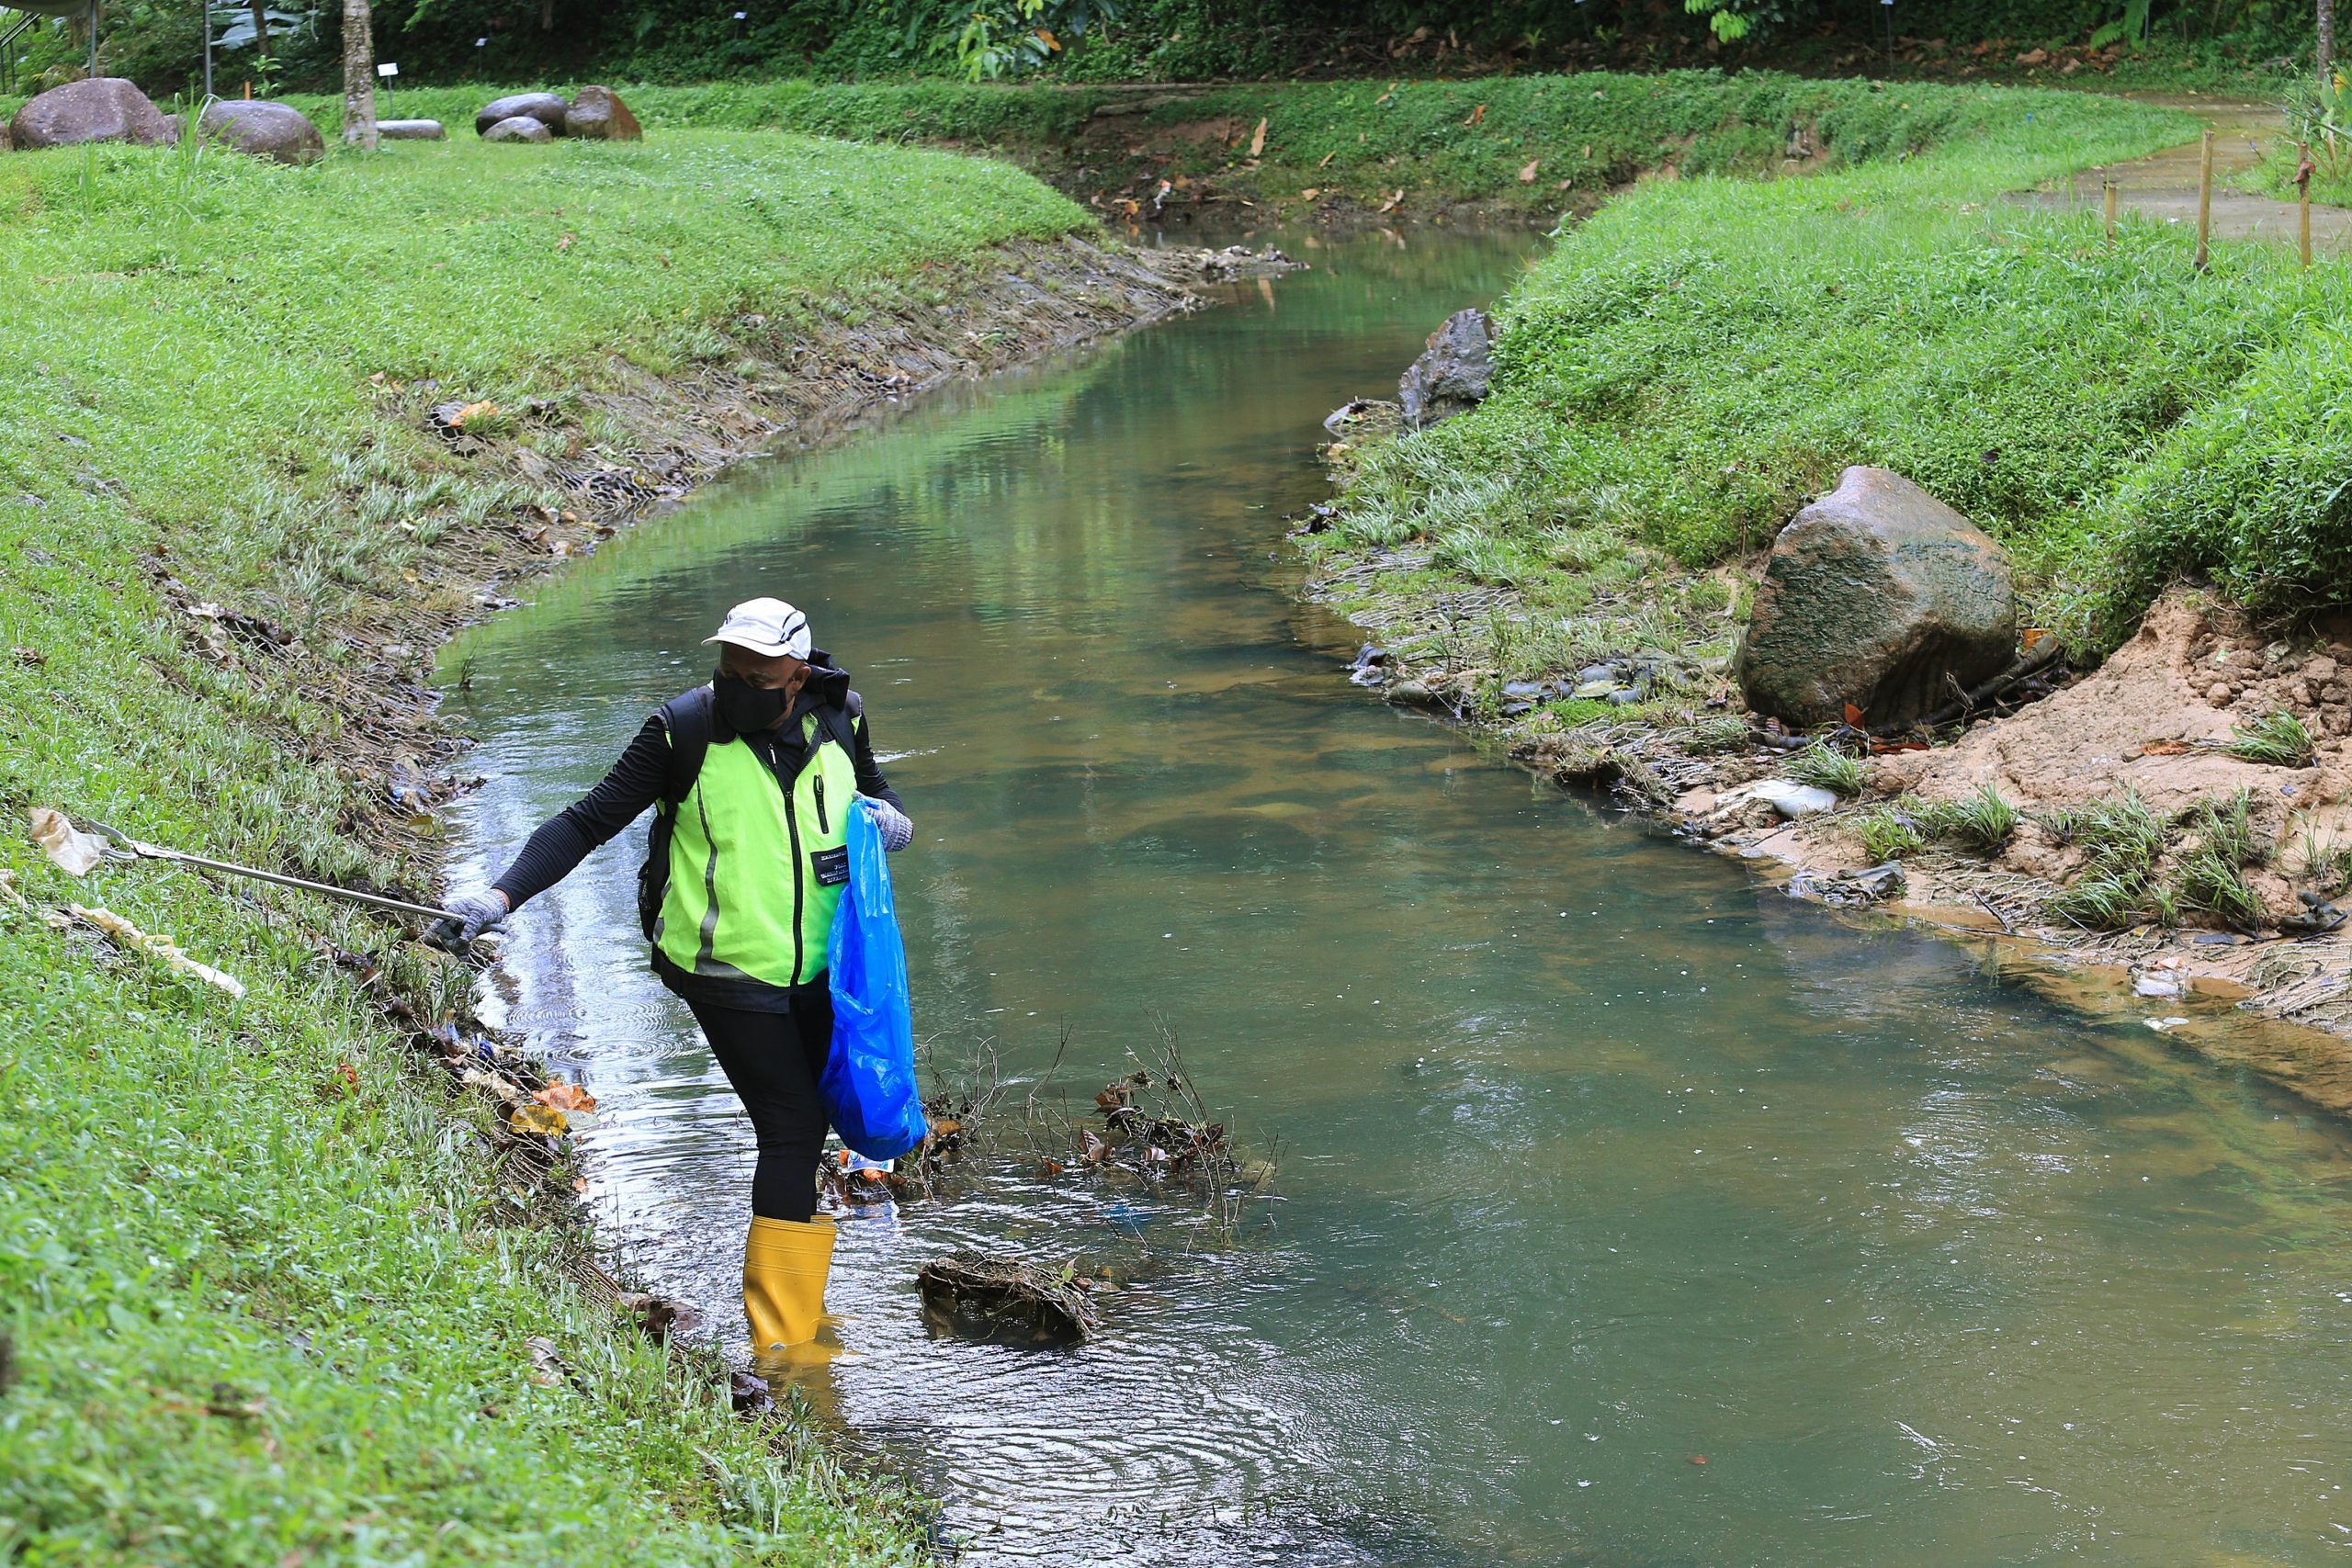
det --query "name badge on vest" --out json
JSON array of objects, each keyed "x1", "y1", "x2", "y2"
[{"x1": 811, "y1": 845, "x2": 851, "y2": 887}]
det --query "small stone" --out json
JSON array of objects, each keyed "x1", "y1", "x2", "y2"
[
  {"x1": 2207, "y1": 681, "x2": 2233, "y2": 705},
  {"x1": 482, "y1": 116, "x2": 555, "y2": 145},
  {"x1": 1572, "y1": 679, "x2": 1617, "y2": 700}
]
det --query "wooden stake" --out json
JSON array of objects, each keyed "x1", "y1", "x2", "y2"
[
  {"x1": 2195, "y1": 130, "x2": 2214, "y2": 271},
  {"x1": 2103, "y1": 177, "x2": 2117, "y2": 239},
  {"x1": 2299, "y1": 141, "x2": 2315, "y2": 269}
]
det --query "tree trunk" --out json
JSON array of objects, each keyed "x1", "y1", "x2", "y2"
[
  {"x1": 342, "y1": 0, "x2": 376, "y2": 150},
  {"x1": 249, "y1": 1, "x2": 270, "y2": 57},
  {"x1": 2324, "y1": 0, "x2": 2337, "y2": 86}
]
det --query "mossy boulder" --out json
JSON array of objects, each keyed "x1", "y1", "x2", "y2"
[
  {"x1": 563, "y1": 85, "x2": 641, "y2": 141},
  {"x1": 9, "y1": 77, "x2": 175, "y2": 151},
  {"x1": 1398, "y1": 308, "x2": 1493, "y2": 429},
  {"x1": 1736, "y1": 466, "x2": 2016, "y2": 729},
  {"x1": 474, "y1": 93, "x2": 569, "y2": 138},
  {"x1": 481, "y1": 116, "x2": 555, "y2": 145},
  {"x1": 198, "y1": 100, "x2": 325, "y2": 165}
]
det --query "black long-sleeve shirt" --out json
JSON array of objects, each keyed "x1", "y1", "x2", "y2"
[{"x1": 492, "y1": 694, "x2": 903, "y2": 913}]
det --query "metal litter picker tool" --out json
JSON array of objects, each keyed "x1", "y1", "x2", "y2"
[{"x1": 54, "y1": 812, "x2": 464, "y2": 939}]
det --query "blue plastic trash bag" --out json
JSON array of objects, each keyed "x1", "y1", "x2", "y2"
[{"x1": 823, "y1": 802, "x2": 928, "y2": 1160}]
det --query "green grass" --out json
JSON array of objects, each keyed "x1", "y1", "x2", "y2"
[
  {"x1": 212, "y1": 69, "x2": 2180, "y2": 220},
  {"x1": 2176, "y1": 790, "x2": 2267, "y2": 928},
  {"x1": 2225, "y1": 708, "x2": 2319, "y2": 768},
  {"x1": 1912, "y1": 784, "x2": 2021, "y2": 853},
  {"x1": 0, "y1": 124, "x2": 1091, "y2": 1562},
  {"x1": 1784, "y1": 741, "x2": 1865, "y2": 797},
  {"x1": 1852, "y1": 804, "x2": 1928, "y2": 863},
  {"x1": 1315, "y1": 81, "x2": 2352, "y2": 652}
]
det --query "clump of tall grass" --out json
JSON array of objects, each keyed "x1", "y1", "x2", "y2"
[
  {"x1": 1851, "y1": 804, "x2": 1926, "y2": 863},
  {"x1": 2225, "y1": 709, "x2": 2316, "y2": 768},
  {"x1": 1785, "y1": 741, "x2": 1865, "y2": 797},
  {"x1": 1910, "y1": 785, "x2": 2019, "y2": 853},
  {"x1": 2175, "y1": 790, "x2": 2267, "y2": 930},
  {"x1": 2036, "y1": 788, "x2": 2170, "y2": 930}
]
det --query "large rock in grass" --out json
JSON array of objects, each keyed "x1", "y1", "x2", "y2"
[
  {"x1": 9, "y1": 77, "x2": 175, "y2": 151},
  {"x1": 378, "y1": 118, "x2": 447, "y2": 141},
  {"x1": 1736, "y1": 466, "x2": 2016, "y2": 730},
  {"x1": 563, "y1": 85, "x2": 641, "y2": 141},
  {"x1": 198, "y1": 99, "x2": 325, "y2": 165},
  {"x1": 482, "y1": 115, "x2": 555, "y2": 145},
  {"x1": 1398, "y1": 308, "x2": 1494, "y2": 429},
  {"x1": 475, "y1": 92, "x2": 569, "y2": 138}
]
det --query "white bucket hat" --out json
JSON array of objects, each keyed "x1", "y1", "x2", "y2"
[{"x1": 703, "y1": 597, "x2": 811, "y2": 660}]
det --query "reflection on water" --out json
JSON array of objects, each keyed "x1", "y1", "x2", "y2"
[{"x1": 446, "y1": 227, "x2": 2352, "y2": 1566}]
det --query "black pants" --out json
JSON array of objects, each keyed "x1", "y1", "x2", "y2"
[{"x1": 687, "y1": 984, "x2": 834, "y2": 1224}]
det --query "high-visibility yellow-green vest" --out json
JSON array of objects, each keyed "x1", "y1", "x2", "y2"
[{"x1": 651, "y1": 707, "x2": 860, "y2": 987}]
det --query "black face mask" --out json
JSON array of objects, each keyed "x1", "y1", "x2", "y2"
[{"x1": 713, "y1": 671, "x2": 792, "y2": 734}]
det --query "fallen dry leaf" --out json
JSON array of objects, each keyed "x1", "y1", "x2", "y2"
[
  {"x1": 533, "y1": 1079, "x2": 598, "y2": 1113},
  {"x1": 1519, "y1": 158, "x2": 1540, "y2": 182},
  {"x1": 1463, "y1": 102, "x2": 1486, "y2": 128},
  {"x1": 1249, "y1": 117, "x2": 1267, "y2": 158},
  {"x1": 510, "y1": 1102, "x2": 569, "y2": 1137},
  {"x1": 2140, "y1": 739, "x2": 2192, "y2": 756},
  {"x1": 554, "y1": 232, "x2": 575, "y2": 253},
  {"x1": 449, "y1": 400, "x2": 500, "y2": 430}
]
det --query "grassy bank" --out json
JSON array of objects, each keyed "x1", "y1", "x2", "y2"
[
  {"x1": 1312, "y1": 83, "x2": 2352, "y2": 722},
  {"x1": 0, "y1": 126, "x2": 1093, "y2": 1562},
  {"x1": 230, "y1": 70, "x2": 2189, "y2": 221}
]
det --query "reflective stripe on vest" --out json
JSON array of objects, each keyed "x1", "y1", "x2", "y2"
[{"x1": 654, "y1": 711, "x2": 858, "y2": 987}]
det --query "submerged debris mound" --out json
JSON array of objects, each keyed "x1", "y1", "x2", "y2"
[{"x1": 917, "y1": 1253, "x2": 1098, "y2": 1344}]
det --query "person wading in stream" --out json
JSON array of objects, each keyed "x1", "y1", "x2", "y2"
[{"x1": 430, "y1": 597, "x2": 913, "y2": 1362}]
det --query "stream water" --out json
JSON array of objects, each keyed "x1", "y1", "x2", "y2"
[{"x1": 445, "y1": 228, "x2": 2352, "y2": 1565}]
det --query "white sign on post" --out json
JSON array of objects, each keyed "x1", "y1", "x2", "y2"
[{"x1": 377, "y1": 62, "x2": 400, "y2": 77}]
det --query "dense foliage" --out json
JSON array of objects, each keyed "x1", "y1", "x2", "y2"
[{"x1": 5, "y1": 0, "x2": 2322, "y2": 96}]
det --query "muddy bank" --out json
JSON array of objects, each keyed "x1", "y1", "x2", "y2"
[{"x1": 1318, "y1": 552, "x2": 2352, "y2": 1114}]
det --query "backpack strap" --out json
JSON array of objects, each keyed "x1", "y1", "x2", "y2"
[{"x1": 654, "y1": 685, "x2": 716, "y2": 808}]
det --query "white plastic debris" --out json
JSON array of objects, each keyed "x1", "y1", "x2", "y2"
[
  {"x1": 1712, "y1": 779, "x2": 1840, "y2": 822},
  {"x1": 28, "y1": 807, "x2": 107, "y2": 875},
  {"x1": 67, "y1": 903, "x2": 245, "y2": 999}
]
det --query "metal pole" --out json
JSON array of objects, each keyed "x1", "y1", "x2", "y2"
[
  {"x1": 86, "y1": 0, "x2": 96, "y2": 77},
  {"x1": 2194, "y1": 130, "x2": 2213, "y2": 271},
  {"x1": 2104, "y1": 177, "x2": 2117, "y2": 239},
  {"x1": 203, "y1": 0, "x2": 213, "y2": 98}
]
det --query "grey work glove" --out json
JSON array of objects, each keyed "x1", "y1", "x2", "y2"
[
  {"x1": 857, "y1": 795, "x2": 914, "y2": 853},
  {"x1": 426, "y1": 888, "x2": 509, "y2": 952}
]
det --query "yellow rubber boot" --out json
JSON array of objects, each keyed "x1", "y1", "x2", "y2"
[{"x1": 743, "y1": 1215, "x2": 834, "y2": 1359}]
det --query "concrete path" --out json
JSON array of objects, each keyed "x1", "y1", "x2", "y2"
[{"x1": 2018, "y1": 96, "x2": 2352, "y2": 253}]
